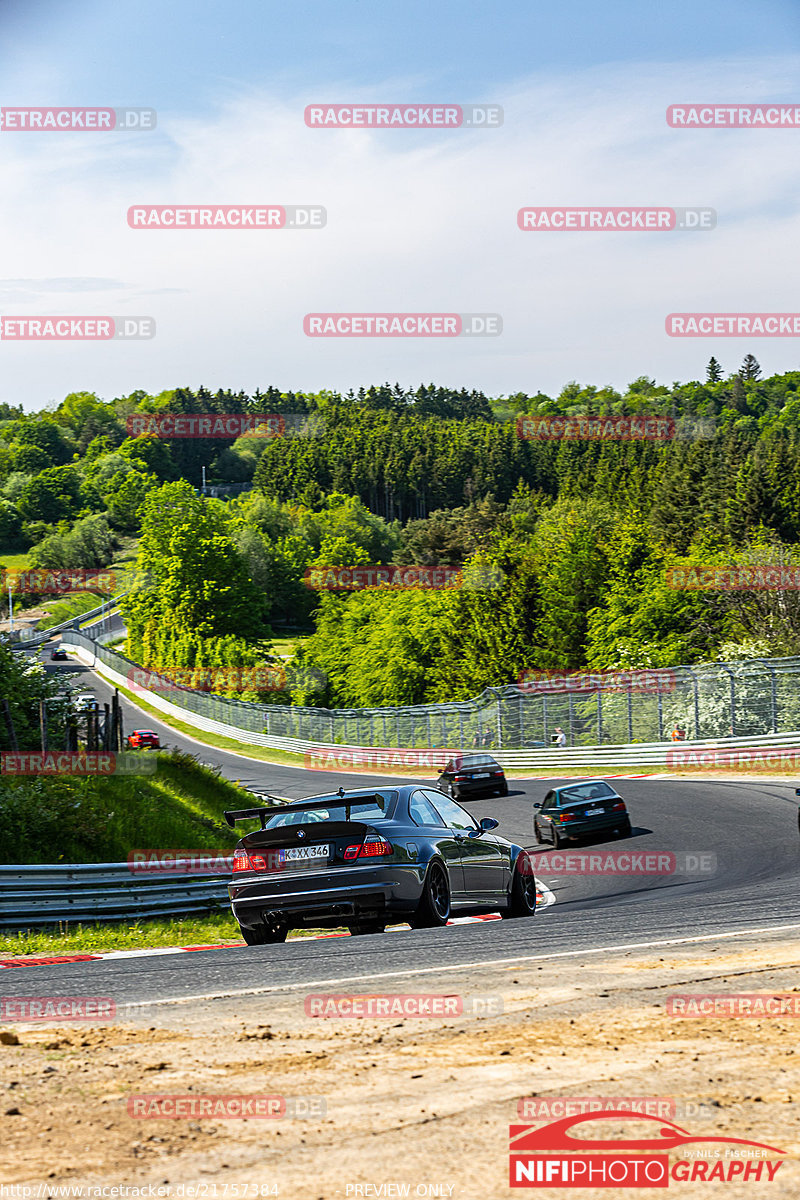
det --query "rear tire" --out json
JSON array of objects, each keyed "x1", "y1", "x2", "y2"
[
  {"x1": 502, "y1": 854, "x2": 538, "y2": 919},
  {"x1": 497, "y1": 782, "x2": 509, "y2": 796},
  {"x1": 348, "y1": 920, "x2": 386, "y2": 936},
  {"x1": 240, "y1": 921, "x2": 288, "y2": 945},
  {"x1": 534, "y1": 820, "x2": 544, "y2": 844},
  {"x1": 410, "y1": 862, "x2": 451, "y2": 928},
  {"x1": 552, "y1": 826, "x2": 563, "y2": 849},
  {"x1": 616, "y1": 816, "x2": 632, "y2": 838}
]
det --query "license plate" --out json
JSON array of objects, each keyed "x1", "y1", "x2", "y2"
[
  {"x1": 281, "y1": 844, "x2": 330, "y2": 862},
  {"x1": 584, "y1": 807, "x2": 604, "y2": 817},
  {"x1": 473, "y1": 772, "x2": 490, "y2": 778}
]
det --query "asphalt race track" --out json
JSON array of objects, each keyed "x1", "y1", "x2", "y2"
[{"x1": 7, "y1": 646, "x2": 799, "y2": 1007}]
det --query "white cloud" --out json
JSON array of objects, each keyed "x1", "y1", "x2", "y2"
[{"x1": 2, "y1": 54, "x2": 800, "y2": 409}]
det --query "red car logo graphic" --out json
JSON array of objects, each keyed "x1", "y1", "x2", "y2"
[{"x1": 510, "y1": 1111, "x2": 785, "y2": 1155}]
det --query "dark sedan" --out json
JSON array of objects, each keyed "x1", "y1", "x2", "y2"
[
  {"x1": 226, "y1": 784, "x2": 536, "y2": 944},
  {"x1": 436, "y1": 753, "x2": 508, "y2": 800},
  {"x1": 534, "y1": 779, "x2": 632, "y2": 847},
  {"x1": 49, "y1": 647, "x2": 68, "y2": 661}
]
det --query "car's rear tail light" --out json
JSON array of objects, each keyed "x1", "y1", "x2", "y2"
[
  {"x1": 491, "y1": 770, "x2": 502, "y2": 776},
  {"x1": 343, "y1": 835, "x2": 393, "y2": 860},
  {"x1": 557, "y1": 812, "x2": 576, "y2": 822},
  {"x1": 454, "y1": 775, "x2": 468, "y2": 781},
  {"x1": 611, "y1": 801, "x2": 626, "y2": 811},
  {"x1": 232, "y1": 849, "x2": 252, "y2": 873}
]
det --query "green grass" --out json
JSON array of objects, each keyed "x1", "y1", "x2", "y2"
[
  {"x1": 37, "y1": 591, "x2": 104, "y2": 630},
  {"x1": 0, "y1": 912, "x2": 243, "y2": 957},
  {"x1": 270, "y1": 635, "x2": 308, "y2": 659},
  {"x1": 0, "y1": 551, "x2": 31, "y2": 571},
  {"x1": 0, "y1": 750, "x2": 257, "y2": 864},
  {"x1": 0, "y1": 912, "x2": 360, "y2": 956}
]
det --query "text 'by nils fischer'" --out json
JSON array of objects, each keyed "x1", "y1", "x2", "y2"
[{"x1": 518, "y1": 207, "x2": 716, "y2": 230}]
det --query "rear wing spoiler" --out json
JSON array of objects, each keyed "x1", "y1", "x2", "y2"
[
  {"x1": 224, "y1": 799, "x2": 288, "y2": 829},
  {"x1": 223, "y1": 792, "x2": 389, "y2": 829}
]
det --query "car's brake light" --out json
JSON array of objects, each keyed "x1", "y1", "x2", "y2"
[
  {"x1": 611, "y1": 801, "x2": 626, "y2": 811},
  {"x1": 454, "y1": 775, "x2": 468, "y2": 781},
  {"x1": 343, "y1": 836, "x2": 393, "y2": 860},
  {"x1": 232, "y1": 849, "x2": 253, "y2": 872},
  {"x1": 556, "y1": 812, "x2": 576, "y2": 822}
]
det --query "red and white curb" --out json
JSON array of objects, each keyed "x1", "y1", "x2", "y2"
[{"x1": 0, "y1": 881, "x2": 556, "y2": 970}]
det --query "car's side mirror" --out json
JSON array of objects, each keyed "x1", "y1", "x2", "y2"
[
  {"x1": 533, "y1": 802, "x2": 542, "y2": 809},
  {"x1": 479, "y1": 817, "x2": 499, "y2": 831}
]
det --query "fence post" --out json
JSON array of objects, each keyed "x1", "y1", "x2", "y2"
[
  {"x1": 568, "y1": 692, "x2": 575, "y2": 744},
  {"x1": 627, "y1": 685, "x2": 633, "y2": 743},
  {"x1": 717, "y1": 665, "x2": 735, "y2": 736},
  {"x1": 496, "y1": 693, "x2": 502, "y2": 749},
  {"x1": 751, "y1": 658, "x2": 778, "y2": 732},
  {"x1": 596, "y1": 692, "x2": 602, "y2": 743}
]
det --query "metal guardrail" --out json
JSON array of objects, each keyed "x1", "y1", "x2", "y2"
[
  {"x1": 7, "y1": 595, "x2": 126, "y2": 650},
  {"x1": 0, "y1": 862, "x2": 232, "y2": 930}
]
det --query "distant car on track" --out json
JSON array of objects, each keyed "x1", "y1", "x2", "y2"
[
  {"x1": 534, "y1": 779, "x2": 631, "y2": 847},
  {"x1": 74, "y1": 692, "x2": 99, "y2": 712},
  {"x1": 49, "y1": 647, "x2": 68, "y2": 661},
  {"x1": 126, "y1": 729, "x2": 161, "y2": 749},
  {"x1": 436, "y1": 753, "x2": 508, "y2": 800},
  {"x1": 226, "y1": 784, "x2": 536, "y2": 944}
]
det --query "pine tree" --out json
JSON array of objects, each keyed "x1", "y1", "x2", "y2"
[
  {"x1": 706, "y1": 357, "x2": 723, "y2": 382},
  {"x1": 740, "y1": 354, "x2": 762, "y2": 381}
]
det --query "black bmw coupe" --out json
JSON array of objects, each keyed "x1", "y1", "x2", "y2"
[{"x1": 226, "y1": 784, "x2": 536, "y2": 944}]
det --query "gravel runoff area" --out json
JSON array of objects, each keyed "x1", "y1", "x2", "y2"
[{"x1": 1, "y1": 929, "x2": 799, "y2": 1198}]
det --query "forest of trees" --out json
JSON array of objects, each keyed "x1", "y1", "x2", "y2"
[{"x1": 4, "y1": 360, "x2": 800, "y2": 708}]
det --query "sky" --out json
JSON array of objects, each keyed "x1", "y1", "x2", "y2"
[{"x1": 2, "y1": 0, "x2": 800, "y2": 409}]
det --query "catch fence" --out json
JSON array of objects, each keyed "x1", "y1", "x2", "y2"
[{"x1": 62, "y1": 633, "x2": 800, "y2": 750}]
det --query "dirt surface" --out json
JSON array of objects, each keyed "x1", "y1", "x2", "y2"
[{"x1": 2, "y1": 931, "x2": 799, "y2": 1198}]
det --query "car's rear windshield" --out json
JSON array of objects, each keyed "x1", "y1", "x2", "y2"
[
  {"x1": 264, "y1": 791, "x2": 397, "y2": 827},
  {"x1": 557, "y1": 782, "x2": 616, "y2": 806},
  {"x1": 451, "y1": 755, "x2": 497, "y2": 768}
]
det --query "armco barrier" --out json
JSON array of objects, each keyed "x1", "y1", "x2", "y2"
[
  {"x1": 0, "y1": 862, "x2": 232, "y2": 930},
  {"x1": 63, "y1": 631, "x2": 800, "y2": 772},
  {"x1": 6, "y1": 595, "x2": 126, "y2": 651}
]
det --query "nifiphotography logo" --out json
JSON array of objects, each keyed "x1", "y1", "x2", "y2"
[{"x1": 509, "y1": 1112, "x2": 785, "y2": 1187}]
